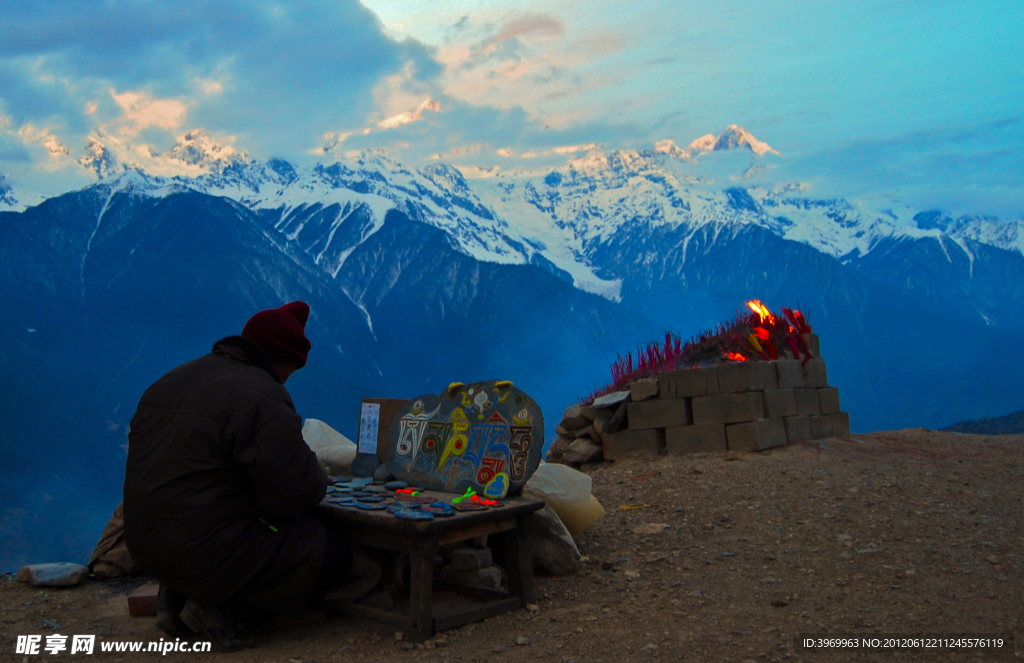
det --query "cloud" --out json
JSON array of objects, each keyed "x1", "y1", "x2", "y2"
[
  {"x1": 378, "y1": 98, "x2": 441, "y2": 129},
  {"x1": 111, "y1": 91, "x2": 187, "y2": 133},
  {"x1": 424, "y1": 11, "x2": 623, "y2": 131},
  {"x1": 0, "y1": 0, "x2": 432, "y2": 162},
  {"x1": 17, "y1": 124, "x2": 70, "y2": 156},
  {"x1": 482, "y1": 14, "x2": 565, "y2": 51},
  {"x1": 505, "y1": 142, "x2": 602, "y2": 159}
]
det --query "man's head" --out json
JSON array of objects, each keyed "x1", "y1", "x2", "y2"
[{"x1": 241, "y1": 301, "x2": 312, "y2": 383}]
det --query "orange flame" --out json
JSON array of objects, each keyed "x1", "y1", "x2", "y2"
[
  {"x1": 747, "y1": 299, "x2": 774, "y2": 324},
  {"x1": 725, "y1": 352, "x2": 747, "y2": 362}
]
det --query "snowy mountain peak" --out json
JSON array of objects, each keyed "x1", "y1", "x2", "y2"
[
  {"x1": 688, "y1": 134, "x2": 717, "y2": 151},
  {"x1": 710, "y1": 125, "x2": 779, "y2": 156},
  {"x1": 656, "y1": 126, "x2": 777, "y2": 160},
  {"x1": 0, "y1": 174, "x2": 16, "y2": 208},
  {"x1": 78, "y1": 137, "x2": 122, "y2": 179},
  {"x1": 169, "y1": 130, "x2": 246, "y2": 168},
  {"x1": 654, "y1": 139, "x2": 691, "y2": 159}
]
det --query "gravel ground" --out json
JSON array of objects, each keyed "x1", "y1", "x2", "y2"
[{"x1": 2, "y1": 429, "x2": 1020, "y2": 662}]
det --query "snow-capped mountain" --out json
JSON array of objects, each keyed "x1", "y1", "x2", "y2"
[
  {"x1": 8, "y1": 125, "x2": 1023, "y2": 294},
  {"x1": 0, "y1": 175, "x2": 15, "y2": 208},
  {"x1": 78, "y1": 137, "x2": 122, "y2": 179},
  {"x1": 46, "y1": 126, "x2": 1022, "y2": 308}
]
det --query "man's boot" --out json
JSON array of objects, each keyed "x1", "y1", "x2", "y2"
[
  {"x1": 319, "y1": 549, "x2": 383, "y2": 608},
  {"x1": 178, "y1": 599, "x2": 255, "y2": 651},
  {"x1": 155, "y1": 584, "x2": 187, "y2": 634}
]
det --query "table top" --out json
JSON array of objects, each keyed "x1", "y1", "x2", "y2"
[{"x1": 313, "y1": 489, "x2": 545, "y2": 536}]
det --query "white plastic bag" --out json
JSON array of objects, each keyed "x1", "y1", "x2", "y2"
[
  {"x1": 523, "y1": 462, "x2": 606, "y2": 538},
  {"x1": 302, "y1": 418, "x2": 357, "y2": 476}
]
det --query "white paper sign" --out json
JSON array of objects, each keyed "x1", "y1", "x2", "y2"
[{"x1": 358, "y1": 402, "x2": 381, "y2": 454}]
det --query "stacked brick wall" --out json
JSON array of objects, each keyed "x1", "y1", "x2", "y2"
[{"x1": 547, "y1": 334, "x2": 851, "y2": 464}]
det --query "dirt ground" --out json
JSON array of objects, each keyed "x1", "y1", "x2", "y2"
[{"x1": 2, "y1": 429, "x2": 1021, "y2": 662}]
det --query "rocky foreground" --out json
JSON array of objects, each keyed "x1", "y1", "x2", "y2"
[{"x1": 2, "y1": 430, "x2": 1020, "y2": 662}]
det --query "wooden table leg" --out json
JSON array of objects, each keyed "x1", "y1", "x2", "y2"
[
  {"x1": 504, "y1": 514, "x2": 535, "y2": 606},
  {"x1": 408, "y1": 536, "x2": 439, "y2": 643}
]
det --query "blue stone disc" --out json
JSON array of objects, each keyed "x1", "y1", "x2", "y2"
[
  {"x1": 384, "y1": 481, "x2": 409, "y2": 490},
  {"x1": 331, "y1": 476, "x2": 352, "y2": 484},
  {"x1": 393, "y1": 509, "x2": 435, "y2": 520},
  {"x1": 354, "y1": 502, "x2": 386, "y2": 510},
  {"x1": 357, "y1": 495, "x2": 385, "y2": 503}
]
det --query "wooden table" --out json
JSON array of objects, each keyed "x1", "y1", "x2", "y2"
[{"x1": 314, "y1": 494, "x2": 545, "y2": 643}]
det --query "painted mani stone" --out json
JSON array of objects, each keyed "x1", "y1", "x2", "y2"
[{"x1": 385, "y1": 380, "x2": 544, "y2": 498}]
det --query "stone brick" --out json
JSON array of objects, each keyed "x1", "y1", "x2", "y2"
[
  {"x1": 450, "y1": 547, "x2": 493, "y2": 571},
  {"x1": 717, "y1": 361, "x2": 778, "y2": 393},
  {"x1": 794, "y1": 388, "x2": 821, "y2": 416},
  {"x1": 659, "y1": 366, "x2": 720, "y2": 399},
  {"x1": 818, "y1": 387, "x2": 841, "y2": 415},
  {"x1": 441, "y1": 565, "x2": 501, "y2": 588},
  {"x1": 601, "y1": 428, "x2": 664, "y2": 460},
  {"x1": 803, "y1": 333, "x2": 821, "y2": 358},
  {"x1": 547, "y1": 435, "x2": 572, "y2": 458},
  {"x1": 573, "y1": 423, "x2": 598, "y2": 440},
  {"x1": 563, "y1": 439, "x2": 604, "y2": 464},
  {"x1": 555, "y1": 424, "x2": 572, "y2": 437},
  {"x1": 803, "y1": 359, "x2": 829, "y2": 388},
  {"x1": 783, "y1": 416, "x2": 811, "y2": 444},
  {"x1": 666, "y1": 424, "x2": 727, "y2": 454},
  {"x1": 629, "y1": 378, "x2": 660, "y2": 402},
  {"x1": 561, "y1": 403, "x2": 591, "y2": 429},
  {"x1": 808, "y1": 415, "x2": 833, "y2": 439},
  {"x1": 592, "y1": 390, "x2": 631, "y2": 408},
  {"x1": 762, "y1": 389, "x2": 797, "y2": 419},
  {"x1": 726, "y1": 419, "x2": 787, "y2": 452},
  {"x1": 775, "y1": 359, "x2": 805, "y2": 388},
  {"x1": 831, "y1": 412, "x2": 851, "y2": 437},
  {"x1": 691, "y1": 392, "x2": 764, "y2": 425},
  {"x1": 627, "y1": 400, "x2": 692, "y2": 430}
]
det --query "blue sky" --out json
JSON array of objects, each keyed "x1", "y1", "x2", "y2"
[{"x1": 1, "y1": 0, "x2": 1021, "y2": 215}]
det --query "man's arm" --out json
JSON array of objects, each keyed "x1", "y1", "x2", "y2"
[{"x1": 235, "y1": 410, "x2": 327, "y2": 518}]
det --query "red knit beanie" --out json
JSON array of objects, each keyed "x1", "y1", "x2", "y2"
[{"x1": 241, "y1": 301, "x2": 312, "y2": 368}]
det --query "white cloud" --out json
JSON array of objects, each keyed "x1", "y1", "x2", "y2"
[
  {"x1": 196, "y1": 79, "x2": 224, "y2": 96},
  {"x1": 18, "y1": 124, "x2": 71, "y2": 156},
  {"x1": 499, "y1": 142, "x2": 600, "y2": 159},
  {"x1": 111, "y1": 90, "x2": 188, "y2": 134},
  {"x1": 378, "y1": 98, "x2": 441, "y2": 129}
]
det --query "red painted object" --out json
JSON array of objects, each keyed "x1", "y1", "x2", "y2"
[{"x1": 127, "y1": 581, "x2": 160, "y2": 617}]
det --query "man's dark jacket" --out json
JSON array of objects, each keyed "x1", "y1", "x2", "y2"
[{"x1": 123, "y1": 337, "x2": 328, "y2": 614}]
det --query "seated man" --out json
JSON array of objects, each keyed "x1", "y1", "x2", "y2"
[{"x1": 123, "y1": 301, "x2": 352, "y2": 649}]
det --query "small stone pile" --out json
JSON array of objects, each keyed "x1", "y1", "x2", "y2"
[
  {"x1": 439, "y1": 548, "x2": 503, "y2": 588},
  {"x1": 547, "y1": 334, "x2": 850, "y2": 465}
]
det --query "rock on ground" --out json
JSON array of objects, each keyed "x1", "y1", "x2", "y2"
[
  {"x1": 562, "y1": 439, "x2": 603, "y2": 465},
  {"x1": 525, "y1": 505, "x2": 581, "y2": 576}
]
